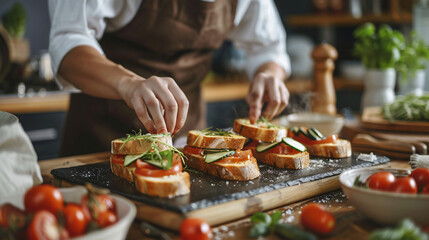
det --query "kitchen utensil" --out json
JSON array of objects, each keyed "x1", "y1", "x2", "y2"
[{"x1": 51, "y1": 154, "x2": 389, "y2": 230}]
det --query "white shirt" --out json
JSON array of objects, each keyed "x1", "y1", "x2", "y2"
[{"x1": 48, "y1": 0, "x2": 290, "y2": 90}]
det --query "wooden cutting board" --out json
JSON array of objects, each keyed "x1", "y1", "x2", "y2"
[
  {"x1": 361, "y1": 106, "x2": 429, "y2": 133},
  {"x1": 50, "y1": 153, "x2": 389, "y2": 230}
]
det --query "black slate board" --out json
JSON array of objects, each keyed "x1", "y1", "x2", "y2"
[{"x1": 51, "y1": 153, "x2": 389, "y2": 214}]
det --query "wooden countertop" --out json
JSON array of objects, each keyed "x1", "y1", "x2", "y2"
[
  {"x1": 39, "y1": 153, "x2": 410, "y2": 240},
  {"x1": 0, "y1": 93, "x2": 70, "y2": 114}
]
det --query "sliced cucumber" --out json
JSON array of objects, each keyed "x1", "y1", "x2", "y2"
[
  {"x1": 203, "y1": 149, "x2": 230, "y2": 155},
  {"x1": 256, "y1": 141, "x2": 281, "y2": 153},
  {"x1": 289, "y1": 126, "x2": 300, "y2": 135},
  {"x1": 308, "y1": 127, "x2": 325, "y2": 140},
  {"x1": 282, "y1": 137, "x2": 306, "y2": 152},
  {"x1": 124, "y1": 152, "x2": 146, "y2": 166},
  {"x1": 204, "y1": 150, "x2": 235, "y2": 163},
  {"x1": 298, "y1": 127, "x2": 309, "y2": 137}
]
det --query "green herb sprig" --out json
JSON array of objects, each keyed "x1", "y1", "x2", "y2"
[
  {"x1": 119, "y1": 130, "x2": 186, "y2": 169},
  {"x1": 382, "y1": 94, "x2": 429, "y2": 121},
  {"x1": 256, "y1": 117, "x2": 278, "y2": 129}
]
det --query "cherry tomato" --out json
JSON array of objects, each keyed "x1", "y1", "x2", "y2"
[
  {"x1": 410, "y1": 168, "x2": 429, "y2": 190},
  {"x1": 0, "y1": 203, "x2": 27, "y2": 229},
  {"x1": 24, "y1": 185, "x2": 64, "y2": 215},
  {"x1": 27, "y1": 210, "x2": 65, "y2": 240},
  {"x1": 135, "y1": 154, "x2": 183, "y2": 177},
  {"x1": 421, "y1": 184, "x2": 429, "y2": 194},
  {"x1": 366, "y1": 172, "x2": 396, "y2": 191},
  {"x1": 389, "y1": 177, "x2": 418, "y2": 194},
  {"x1": 217, "y1": 150, "x2": 253, "y2": 164},
  {"x1": 96, "y1": 211, "x2": 117, "y2": 228},
  {"x1": 63, "y1": 204, "x2": 88, "y2": 237},
  {"x1": 180, "y1": 218, "x2": 211, "y2": 240},
  {"x1": 81, "y1": 194, "x2": 117, "y2": 221},
  {"x1": 300, "y1": 203, "x2": 336, "y2": 235}
]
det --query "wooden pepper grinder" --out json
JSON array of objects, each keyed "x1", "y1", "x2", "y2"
[{"x1": 311, "y1": 43, "x2": 338, "y2": 115}]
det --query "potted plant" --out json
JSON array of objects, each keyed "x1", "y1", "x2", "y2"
[
  {"x1": 395, "y1": 31, "x2": 429, "y2": 96},
  {"x1": 353, "y1": 23, "x2": 404, "y2": 109}
]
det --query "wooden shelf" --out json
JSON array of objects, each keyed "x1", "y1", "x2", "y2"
[
  {"x1": 287, "y1": 13, "x2": 412, "y2": 27},
  {"x1": 0, "y1": 93, "x2": 70, "y2": 114}
]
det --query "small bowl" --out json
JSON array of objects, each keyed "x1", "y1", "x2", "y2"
[
  {"x1": 284, "y1": 113, "x2": 345, "y2": 136},
  {"x1": 0, "y1": 186, "x2": 137, "y2": 240},
  {"x1": 339, "y1": 168, "x2": 429, "y2": 225}
]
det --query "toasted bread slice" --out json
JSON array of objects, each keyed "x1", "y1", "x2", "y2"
[
  {"x1": 305, "y1": 139, "x2": 352, "y2": 158},
  {"x1": 246, "y1": 146, "x2": 310, "y2": 169},
  {"x1": 187, "y1": 130, "x2": 246, "y2": 149},
  {"x1": 134, "y1": 172, "x2": 190, "y2": 198},
  {"x1": 110, "y1": 156, "x2": 136, "y2": 182},
  {"x1": 111, "y1": 134, "x2": 173, "y2": 155},
  {"x1": 183, "y1": 151, "x2": 260, "y2": 181},
  {"x1": 233, "y1": 119, "x2": 286, "y2": 142}
]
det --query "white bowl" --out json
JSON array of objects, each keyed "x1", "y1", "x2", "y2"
[
  {"x1": 284, "y1": 113, "x2": 345, "y2": 136},
  {"x1": 339, "y1": 168, "x2": 429, "y2": 225},
  {"x1": 0, "y1": 186, "x2": 136, "y2": 240}
]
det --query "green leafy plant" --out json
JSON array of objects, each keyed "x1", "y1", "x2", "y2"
[
  {"x1": 2, "y1": 3, "x2": 27, "y2": 38},
  {"x1": 353, "y1": 23, "x2": 404, "y2": 70},
  {"x1": 382, "y1": 94, "x2": 429, "y2": 121},
  {"x1": 249, "y1": 211, "x2": 316, "y2": 239},
  {"x1": 396, "y1": 31, "x2": 429, "y2": 83},
  {"x1": 368, "y1": 219, "x2": 429, "y2": 240}
]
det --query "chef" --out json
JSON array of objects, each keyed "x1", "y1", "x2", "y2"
[{"x1": 49, "y1": 0, "x2": 291, "y2": 156}]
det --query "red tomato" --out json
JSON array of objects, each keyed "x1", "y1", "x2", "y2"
[
  {"x1": 183, "y1": 146, "x2": 204, "y2": 156},
  {"x1": 81, "y1": 194, "x2": 117, "y2": 221},
  {"x1": 244, "y1": 140, "x2": 260, "y2": 148},
  {"x1": 111, "y1": 154, "x2": 125, "y2": 164},
  {"x1": 27, "y1": 210, "x2": 65, "y2": 240},
  {"x1": 63, "y1": 204, "x2": 88, "y2": 237},
  {"x1": 24, "y1": 185, "x2": 64, "y2": 215},
  {"x1": 421, "y1": 184, "x2": 429, "y2": 194},
  {"x1": 300, "y1": 203, "x2": 336, "y2": 235},
  {"x1": 180, "y1": 218, "x2": 211, "y2": 240},
  {"x1": 217, "y1": 150, "x2": 253, "y2": 164},
  {"x1": 96, "y1": 211, "x2": 118, "y2": 228},
  {"x1": 266, "y1": 143, "x2": 300, "y2": 155},
  {"x1": 288, "y1": 131, "x2": 337, "y2": 145},
  {"x1": 366, "y1": 172, "x2": 396, "y2": 191},
  {"x1": 389, "y1": 177, "x2": 418, "y2": 194},
  {"x1": 410, "y1": 168, "x2": 429, "y2": 190},
  {"x1": 0, "y1": 203, "x2": 27, "y2": 229},
  {"x1": 135, "y1": 154, "x2": 183, "y2": 177}
]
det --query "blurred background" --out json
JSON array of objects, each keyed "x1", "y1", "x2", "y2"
[{"x1": 0, "y1": 0, "x2": 419, "y2": 160}]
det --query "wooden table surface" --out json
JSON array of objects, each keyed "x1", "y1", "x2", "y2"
[{"x1": 38, "y1": 152, "x2": 411, "y2": 240}]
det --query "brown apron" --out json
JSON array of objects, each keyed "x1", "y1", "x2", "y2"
[{"x1": 60, "y1": 0, "x2": 237, "y2": 156}]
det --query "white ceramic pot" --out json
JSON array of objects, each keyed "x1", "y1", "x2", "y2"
[
  {"x1": 398, "y1": 70, "x2": 425, "y2": 96},
  {"x1": 361, "y1": 68, "x2": 396, "y2": 110}
]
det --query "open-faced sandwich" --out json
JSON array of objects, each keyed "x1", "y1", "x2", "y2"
[
  {"x1": 182, "y1": 128, "x2": 260, "y2": 181},
  {"x1": 287, "y1": 126, "x2": 352, "y2": 158},
  {"x1": 110, "y1": 132, "x2": 190, "y2": 198},
  {"x1": 234, "y1": 118, "x2": 310, "y2": 169}
]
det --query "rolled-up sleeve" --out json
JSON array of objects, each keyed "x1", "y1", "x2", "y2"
[
  {"x1": 48, "y1": 0, "x2": 111, "y2": 89},
  {"x1": 228, "y1": 0, "x2": 291, "y2": 80}
]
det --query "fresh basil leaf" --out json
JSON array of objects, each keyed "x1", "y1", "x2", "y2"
[
  {"x1": 250, "y1": 223, "x2": 269, "y2": 238},
  {"x1": 270, "y1": 211, "x2": 282, "y2": 225},
  {"x1": 250, "y1": 212, "x2": 271, "y2": 225}
]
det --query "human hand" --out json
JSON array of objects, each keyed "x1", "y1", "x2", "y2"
[
  {"x1": 119, "y1": 76, "x2": 189, "y2": 135},
  {"x1": 246, "y1": 72, "x2": 289, "y2": 124}
]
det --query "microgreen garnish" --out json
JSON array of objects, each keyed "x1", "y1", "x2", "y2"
[
  {"x1": 257, "y1": 117, "x2": 278, "y2": 129},
  {"x1": 192, "y1": 127, "x2": 234, "y2": 146},
  {"x1": 119, "y1": 130, "x2": 186, "y2": 169}
]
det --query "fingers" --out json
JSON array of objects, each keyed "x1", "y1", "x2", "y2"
[
  {"x1": 246, "y1": 79, "x2": 264, "y2": 124},
  {"x1": 262, "y1": 76, "x2": 281, "y2": 120},
  {"x1": 152, "y1": 78, "x2": 178, "y2": 133},
  {"x1": 278, "y1": 83, "x2": 289, "y2": 114},
  {"x1": 142, "y1": 90, "x2": 167, "y2": 134},
  {"x1": 130, "y1": 95, "x2": 157, "y2": 134},
  {"x1": 168, "y1": 82, "x2": 189, "y2": 135}
]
